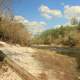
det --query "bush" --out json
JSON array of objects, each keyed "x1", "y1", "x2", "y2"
[
  {"x1": 32, "y1": 25, "x2": 80, "y2": 47},
  {"x1": 0, "y1": 18, "x2": 30, "y2": 46},
  {"x1": 62, "y1": 36, "x2": 77, "y2": 47}
]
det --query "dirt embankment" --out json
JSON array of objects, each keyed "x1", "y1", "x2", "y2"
[
  {"x1": 0, "y1": 41, "x2": 79, "y2": 80},
  {"x1": 0, "y1": 62, "x2": 23, "y2": 80}
]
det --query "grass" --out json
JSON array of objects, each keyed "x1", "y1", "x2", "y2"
[
  {"x1": 56, "y1": 49, "x2": 80, "y2": 72},
  {"x1": 32, "y1": 49, "x2": 78, "y2": 80}
]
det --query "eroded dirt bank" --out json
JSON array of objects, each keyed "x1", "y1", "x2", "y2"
[
  {"x1": 0, "y1": 62, "x2": 23, "y2": 80},
  {"x1": 0, "y1": 41, "x2": 79, "y2": 80}
]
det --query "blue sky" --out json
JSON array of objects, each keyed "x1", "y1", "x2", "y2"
[{"x1": 13, "y1": 0, "x2": 80, "y2": 31}]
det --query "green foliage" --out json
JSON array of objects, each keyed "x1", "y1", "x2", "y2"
[
  {"x1": 32, "y1": 23, "x2": 80, "y2": 47},
  {"x1": 63, "y1": 35, "x2": 76, "y2": 47}
]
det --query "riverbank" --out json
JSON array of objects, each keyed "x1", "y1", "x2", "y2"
[
  {"x1": 0, "y1": 41, "x2": 79, "y2": 80},
  {"x1": 0, "y1": 62, "x2": 23, "y2": 80}
]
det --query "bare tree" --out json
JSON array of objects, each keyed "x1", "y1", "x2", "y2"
[
  {"x1": 0, "y1": 0, "x2": 13, "y2": 21},
  {"x1": 70, "y1": 16, "x2": 78, "y2": 25}
]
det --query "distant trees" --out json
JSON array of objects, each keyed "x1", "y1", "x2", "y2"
[
  {"x1": 32, "y1": 24, "x2": 80, "y2": 47},
  {"x1": 32, "y1": 26, "x2": 65, "y2": 45},
  {"x1": 70, "y1": 16, "x2": 79, "y2": 25},
  {"x1": 62, "y1": 35, "x2": 76, "y2": 47},
  {"x1": 71, "y1": 17, "x2": 77, "y2": 25}
]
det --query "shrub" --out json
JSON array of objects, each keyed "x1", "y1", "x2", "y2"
[
  {"x1": 62, "y1": 35, "x2": 77, "y2": 47},
  {"x1": 0, "y1": 18, "x2": 30, "y2": 46}
]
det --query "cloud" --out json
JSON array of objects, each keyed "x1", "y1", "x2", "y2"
[
  {"x1": 39, "y1": 5, "x2": 62, "y2": 19},
  {"x1": 27, "y1": 21, "x2": 46, "y2": 27},
  {"x1": 64, "y1": 5, "x2": 80, "y2": 19},
  {"x1": 53, "y1": 25, "x2": 61, "y2": 29},
  {"x1": 14, "y1": 16, "x2": 29, "y2": 24},
  {"x1": 14, "y1": 16, "x2": 46, "y2": 33},
  {"x1": 39, "y1": 5, "x2": 80, "y2": 21}
]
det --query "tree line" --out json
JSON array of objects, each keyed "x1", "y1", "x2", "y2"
[{"x1": 32, "y1": 21, "x2": 80, "y2": 47}]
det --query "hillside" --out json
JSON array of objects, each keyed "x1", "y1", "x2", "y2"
[{"x1": 32, "y1": 24, "x2": 80, "y2": 47}]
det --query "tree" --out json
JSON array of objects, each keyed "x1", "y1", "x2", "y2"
[
  {"x1": 70, "y1": 16, "x2": 78, "y2": 25},
  {"x1": 0, "y1": 0, "x2": 13, "y2": 20}
]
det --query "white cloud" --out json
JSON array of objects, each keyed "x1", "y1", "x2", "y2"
[
  {"x1": 54, "y1": 25, "x2": 61, "y2": 29},
  {"x1": 28, "y1": 21, "x2": 46, "y2": 27},
  {"x1": 64, "y1": 5, "x2": 80, "y2": 20},
  {"x1": 14, "y1": 16, "x2": 46, "y2": 34},
  {"x1": 39, "y1": 5, "x2": 62, "y2": 19},
  {"x1": 14, "y1": 16, "x2": 25, "y2": 22}
]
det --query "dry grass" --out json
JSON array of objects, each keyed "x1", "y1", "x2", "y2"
[
  {"x1": 0, "y1": 18, "x2": 30, "y2": 46},
  {"x1": 32, "y1": 49, "x2": 78, "y2": 80},
  {"x1": 0, "y1": 62, "x2": 23, "y2": 80}
]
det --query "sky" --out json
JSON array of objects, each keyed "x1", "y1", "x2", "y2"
[{"x1": 13, "y1": 0, "x2": 80, "y2": 33}]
